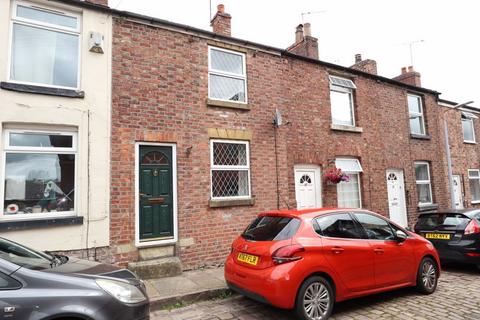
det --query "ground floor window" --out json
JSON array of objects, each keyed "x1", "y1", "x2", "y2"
[
  {"x1": 336, "y1": 158, "x2": 363, "y2": 208},
  {"x1": 3, "y1": 130, "x2": 76, "y2": 217},
  {"x1": 210, "y1": 139, "x2": 250, "y2": 199},
  {"x1": 468, "y1": 169, "x2": 480, "y2": 202},
  {"x1": 415, "y1": 161, "x2": 433, "y2": 205}
]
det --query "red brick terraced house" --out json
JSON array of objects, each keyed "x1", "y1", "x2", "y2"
[{"x1": 108, "y1": 5, "x2": 456, "y2": 275}]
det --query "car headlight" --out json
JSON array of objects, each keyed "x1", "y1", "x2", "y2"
[{"x1": 96, "y1": 279, "x2": 147, "y2": 304}]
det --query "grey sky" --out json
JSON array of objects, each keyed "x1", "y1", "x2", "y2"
[{"x1": 109, "y1": 0, "x2": 479, "y2": 107}]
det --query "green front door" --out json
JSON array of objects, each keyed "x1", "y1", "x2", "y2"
[{"x1": 139, "y1": 146, "x2": 174, "y2": 241}]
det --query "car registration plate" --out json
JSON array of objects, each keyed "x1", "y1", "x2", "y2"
[
  {"x1": 425, "y1": 233, "x2": 451, "y2": 240},
  {"x1": 237, "y1": 252, "x2": 259, "y2": 265}
]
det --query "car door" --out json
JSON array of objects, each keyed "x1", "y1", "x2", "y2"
[
  {"x1": 0, "y1": 271, "x2": 28, "y2": 319},
  {"x1": 314, "y1": 213, "x2": 376, "y2": 292},
  {"x1": 353, "y1": 212, "x2": 415, "y2": 288}
]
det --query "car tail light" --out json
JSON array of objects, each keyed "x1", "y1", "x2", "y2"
[
  {"x1": 464, "y1": 219, "x2": 480, "y2": 235},
  {"x1": 272, "y1": 244, "x2": 305, "y2": 265},
  {"x1": 465, "y1": 253, "x2": 480, "y2": 257}
]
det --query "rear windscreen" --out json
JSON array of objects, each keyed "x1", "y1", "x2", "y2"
[
  {"x1": 416, "y1": 213, "x2": 470, "y2": 227},
  {"x1": 242, "y1": 216, "x2": 300, "y2": 241}
]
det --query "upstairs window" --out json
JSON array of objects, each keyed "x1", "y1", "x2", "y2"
[
  {"x1": 461, "y1": 112, "x2": 477, "y2": 143},
  {"x1": 10, "y1": 1, "x2": 81, "y2": 89},
  {"x1": 415, "y1": 162, "x2": 433, "y2": 205},
  {"x1": 210, "y1": 140, "x2": 250, "y2": 199},
  {"x1": 329, "y1": 76, "x2": 356, "y2": 127},
  {"x1": 208, "y1": 47, "x2": 247, "y2": 103},
  {"x1": 408, "y1": 94, "x2": 426, "y2": 135}
]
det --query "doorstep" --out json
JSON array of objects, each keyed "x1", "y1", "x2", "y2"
[{"x1": 145, "y1": 266, "x2": 229, "y2": 311}]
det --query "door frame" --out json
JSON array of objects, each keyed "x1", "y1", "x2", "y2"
[
  {"x1": 135, "y1": 142, "x2": 178, "y2": 248},
  {"x1": 452, "y1": 174, "x2": 464, "y2": 209},
  {"x1": 386, "y1": 169, "x2": 408, "y2": 227},
  {"x1": 294, "y1": 164, "x2": 322, "y2": 209}
]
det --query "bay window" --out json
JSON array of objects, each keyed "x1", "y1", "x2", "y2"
[
  {"x1": 2, "y1": 130, "x2": 77, "y2": 218},
  {"x1": 10, "y1": 1, "x2": 81, "y2": 89}
]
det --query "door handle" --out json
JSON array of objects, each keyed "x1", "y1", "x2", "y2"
[
  {"x1": 331, "y1": 247, "x2": 344, "y2": 254},
  {"x1": 374, "y1": 248, "x2": 384, "y2": 254},
  {"x1": 140, "y1": 193, "x2": 152, "y2": 197}
]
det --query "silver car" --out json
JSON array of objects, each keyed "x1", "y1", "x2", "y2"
[{"x1": 0, "y1": 237, "x2": 149, "y2": 320}]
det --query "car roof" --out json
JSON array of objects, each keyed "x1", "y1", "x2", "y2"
[
  {"x1": 259, "y1": 207, "x2": 370, "y2": 219},
  {"x1": 418, "y1": 208, "x2": 480, "y2": 218}
]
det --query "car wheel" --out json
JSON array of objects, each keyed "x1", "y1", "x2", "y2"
[
  {"x1": 295, "y1": 276, "x2": 334, "y2": 320},
  {"x1": 416, "y1": 257, "x2": 438, "y2": 294}
]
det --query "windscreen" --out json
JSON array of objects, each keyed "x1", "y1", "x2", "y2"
[
  {"x1": 0, "y1": 238, "x2": 54, "y2": 270},
  {"x1": 416, "y1": 213, "x2": 471, "y2": 228},
  {"x1": 242, "y1": 216, "x2": 300, "y2": 241}
]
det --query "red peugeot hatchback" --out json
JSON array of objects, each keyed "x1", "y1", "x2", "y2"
[{"x1": 225, "y1": 208, "x2": 441, "y2": 320}]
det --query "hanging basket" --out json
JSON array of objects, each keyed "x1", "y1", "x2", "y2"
[{"x1": 324, "y1": 166, "x2": 349, "y2": 185}]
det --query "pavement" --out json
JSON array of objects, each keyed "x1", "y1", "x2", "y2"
[
  {"x1": 145, "y1": 267, "x2": 228, "y2": 310},
  {"x1": 150, "y1": 264, "x2": 480, "y2": 320}
]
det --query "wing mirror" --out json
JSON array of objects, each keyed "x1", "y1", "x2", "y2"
[{"x1": 396, "y1": 230, "x2": 408, "y2": 242}]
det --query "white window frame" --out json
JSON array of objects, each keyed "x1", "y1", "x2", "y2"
[
  {"x1": 414, "y1": 161, "x2": 433, "y2": 206},
  {"x1": 210, "y1": 139, "x2": 251, "y2": 200},
  {"x1": 8, "y1": 0, "x2": 82, "y2": 90},
  {"x1": 208, "y1": 46, "x2": 248, "y2": 104},
  {"x1": 468, "y1": 169, "x2": 480, "y2": 203},
  {"x1": 408, "y1": 94, "x2": 426, "y2": 135},
  {"x1": 461, "y1": 115, "x2": 476, "y2": 143},
  {"x1": 329, "y1": 76, "x2": 356, "y2": 127},
  {"x1": 335, "y1": 158, "x2": 363, "y2": 208},
  {"x1": 1, "y1": 129, "x2": 78, "y2": 220}
]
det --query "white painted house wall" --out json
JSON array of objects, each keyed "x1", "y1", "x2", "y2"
[{"x1": 0, "y1": 0, "x2": 111, "y2": 252}]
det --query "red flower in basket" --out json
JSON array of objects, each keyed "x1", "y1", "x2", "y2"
[{"x1": 325, "y1": 167, "x2": 349, "y2": 184}]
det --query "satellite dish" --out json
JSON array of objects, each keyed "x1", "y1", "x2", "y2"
[{"x1": 274, "y1": 108, "x2": 283, "y2": 127}]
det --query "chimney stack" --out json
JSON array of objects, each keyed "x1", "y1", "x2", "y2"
[
  {"x1": 350, "y1": 54, "x2": 377, "y2": 75},
  {"x1": 393, "y1": 66, "x2": 421, "y2": 87},
  {"x1": 287, "y1": 23, "x2": 319, "y2": 60},
  {"x1": 211, "y1": 4, "x2": 232, "y2": 36}
]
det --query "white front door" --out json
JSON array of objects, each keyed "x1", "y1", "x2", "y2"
[
  {"x1": 386, "y1": 170, "x2": 408, "y2": 227},
  {"x1": 453, "y1": 175, "x2": 464, "y2": 209},
  {"x1": 295, "y1": 166, "x2": 321, "y2": 209}
]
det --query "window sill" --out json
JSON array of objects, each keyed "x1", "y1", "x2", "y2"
[
  {"x1": 410, "y1": 133, "x2": 431, "y2": 140},
  {"x1": 464, "y1": 141, "x2": 477, "y2": 144},
  {"x1": 0, "y1": 82, "x2": 84, "y2": 98},
  {"x1": 206, "y1": 98, "x2": 251, "y2": 110},
  {"x1": 471, "y1": 201, "x2": 480, "y2": 204},
  {"x1": 330, "y1": 124, "x2": 363, "y2": 133},
  {"x1": 417, "y1": 203, "x2": 438, "y2": 212},
  {"x1": 0, "y1": 216, "x2": 83, "y2": 232},
  {"x1": 209, "y1": 198, "x2": 255, "y2": 208}
]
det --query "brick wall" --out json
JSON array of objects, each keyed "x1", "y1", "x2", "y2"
[{"x1": 111, "y1": 17, "x2": 449, "y2": 268}]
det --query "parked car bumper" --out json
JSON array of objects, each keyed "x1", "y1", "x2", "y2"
[{"x1": 224, "y1": 254, "x2": 300, "y2": 309}]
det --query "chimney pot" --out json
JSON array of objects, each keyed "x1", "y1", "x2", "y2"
[
  {"x1": 401, "y1": 67, "x2": 407, "y2": 74},
  {"x1": 304, "y1": 23, "x2": 312, "y2": 37},
  {"x1": 295, "y1": 24, "x2": 304, "y2": 43},
  {"x1": 393, "y1": 66, "x2": 421, "y2": 87},
  {"x1": 217, "y1": 4, "x2": 225, "y2": 13},
  {"x1": 408, "y1": 66, "x2": 414, "y2": 72},
  {"x1": 355, "y1": 54, "x2": 362, "y2": 63}
]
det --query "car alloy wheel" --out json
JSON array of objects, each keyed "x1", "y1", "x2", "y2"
[
  {"x1": 303, "y1": 282, "x2": 330, "y2": 319},
  {"x1": 296, "y1": 276, "x2": 334, "y2": 320},
  {"x1": 416, "y1": 257, "x2": 438, "y2": 294},
  {"x1": 421, "y1": 261, "x2": 436, "y2": 291}
]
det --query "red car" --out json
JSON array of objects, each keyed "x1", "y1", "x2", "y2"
[{"x1": 225, "y1": 208, "x2": 440, "y2": 320}]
